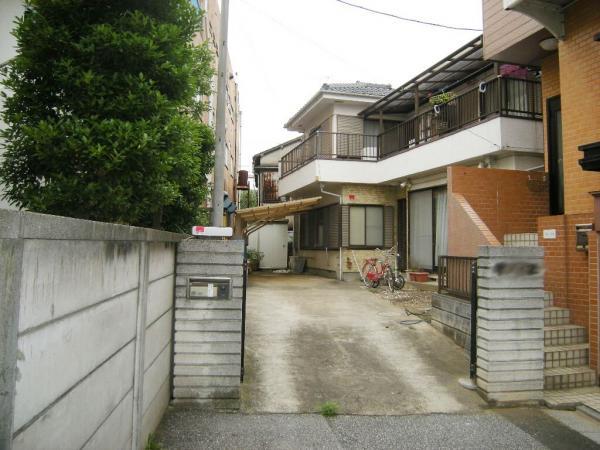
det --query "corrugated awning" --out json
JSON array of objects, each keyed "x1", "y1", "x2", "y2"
[
  {"x1": 234, "y1": 197, "x2": 322, "y2": 235},
  {"x1": 360, "y1": 35, "x2": 491, "y2": 117}
]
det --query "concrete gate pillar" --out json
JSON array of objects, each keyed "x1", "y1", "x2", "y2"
[
  {"x1": 173, "y1": 239, "x2": 245, "y2": 408},
  {"x1": 476, "y1": 246, "x2": 545, "y2": 404}
]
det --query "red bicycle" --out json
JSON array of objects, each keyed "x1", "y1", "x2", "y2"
[{"x1": 361, "y1": 247, "x2": 405, "y2": 291}]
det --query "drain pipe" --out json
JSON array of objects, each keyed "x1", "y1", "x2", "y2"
[{"x1": 320, "y1": 184, "x2": 344, "y2": 281}]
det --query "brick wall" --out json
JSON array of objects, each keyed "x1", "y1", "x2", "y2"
[
  {"x1": 448, "y1": 165, "x2": 549, "y2": 242},
  {"x1": 341, "y1": 184, "x2": 399, "y2": 207},
  {"x1": 538, "y1": 214, "x2": 596, "y2": 366},
  {"x1": 536, "y1": 0, "x2": 600, "y2": 374},
  {"x1": 557, "y1": 0, "x2": 600, "y2": 215},
  {"x1": 447, "y1": 192, "x2": 501, "y2": 257}
]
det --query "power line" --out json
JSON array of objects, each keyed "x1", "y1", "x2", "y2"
[{"x1": 334, "y1": 0, "x2": 482, "y2": 32}]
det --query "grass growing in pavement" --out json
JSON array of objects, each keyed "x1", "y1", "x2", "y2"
[
  {"x1": 145, "y1": 434, "x2": 163, "y2": 450},
  {"x1": 319, "y1": 401, "x2": 339, "y2": 417}
]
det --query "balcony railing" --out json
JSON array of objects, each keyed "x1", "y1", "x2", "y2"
[
  {"x1": 280, "y1": 132, "x2": 378, "y2": 176},
  {"x1": 379, "y1": 77, "x2": 541, "y2": 158},
  {"x1": 280, "y1": 77, "x2": 541, "y2": 177},
  {"x1": 261, "y1": 172, "x2": 279, "y2": 203}
]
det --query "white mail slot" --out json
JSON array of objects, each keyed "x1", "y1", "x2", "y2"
[{"x1": 187, "y1": 277, "x2": 231, "y2": 300}]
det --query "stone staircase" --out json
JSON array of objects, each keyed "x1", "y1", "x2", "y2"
[{"x1": 544, "y1": 292, "x2": 597, "y2": 389}]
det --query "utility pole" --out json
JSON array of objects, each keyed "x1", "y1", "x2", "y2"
[{"x1": 211, "y1": 0, "x2": 230, "y2": 226}]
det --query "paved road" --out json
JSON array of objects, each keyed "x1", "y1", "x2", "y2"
[
  {"x1": 241, "y1": 273, "x2": 482, "y2": 415},
  {"x1": 156, "y1": 273, "x2": 600, "y2": 449},
  {"x1": 156, "y1": 408, "x2": 600, "y2": 449}
]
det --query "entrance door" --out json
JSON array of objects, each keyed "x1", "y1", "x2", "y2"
[
  {"x1": 409, "y1": 187, "x2": 448, "y2": 271},
  {"x1": 409, "y1": 190, "x2": 433, "y2": 270},
  {"x1": 548, "y1": 96, "x2": 564, "y2": 215}
]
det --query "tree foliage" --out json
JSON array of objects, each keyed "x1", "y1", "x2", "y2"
[
  {"x1": 0, "y1": 0, "x2": 215, "y2": 231},
  {"x1": 238, "y1": 189, "x2": 258, "y2": 209}
]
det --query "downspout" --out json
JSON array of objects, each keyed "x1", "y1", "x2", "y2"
[{"x1": 320, "y1": 184, "x2": 344, "y2": 281}]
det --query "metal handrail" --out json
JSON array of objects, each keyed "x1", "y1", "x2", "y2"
[
  {"x1": 280, "y1": 132, "x2": 378, "y2": 177},
  {"x1": 280, "y1": 77, "x2": 541, "y2": 177}
]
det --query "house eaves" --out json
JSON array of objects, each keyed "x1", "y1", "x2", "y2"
[{"x1": 284, "y1": 91, "x2": 384, "y2": 131}]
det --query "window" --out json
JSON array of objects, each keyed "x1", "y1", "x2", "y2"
[
  {"x1": 350, "y1": 206, "x2": 383, "y2": 247},
  {"x1": 190, "y1": 0, "x2": 201, "y2": 10},
  {"x1": 299, "y1": 205, "x2": 339, "y2": 249}
]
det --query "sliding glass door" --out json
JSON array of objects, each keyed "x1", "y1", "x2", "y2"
[{"x1": 409, "y1": 187, "x2": 448, "y2": 271}]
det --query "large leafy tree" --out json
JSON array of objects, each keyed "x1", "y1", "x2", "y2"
[{"x1": 0, "y1": 0, "x2": 214, "y2": 231}]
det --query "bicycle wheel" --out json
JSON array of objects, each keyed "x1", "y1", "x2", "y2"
[
  {"x1": 393, "y1": 273, "x2": 405, "y2": 290},
  {"x1": 384, "y1": 266, "x2": 395, "y2": 292},
  {"x1": 362, "y1": 262, "x2": 380, "y2": 288}
]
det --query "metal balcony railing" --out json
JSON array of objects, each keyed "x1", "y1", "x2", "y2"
[
  {"x1": 280, "y1": 132, "x2": 378, "y2": 176},
  {"x1": 280, "y1": 77, "x2": 541, "y2": 177}
]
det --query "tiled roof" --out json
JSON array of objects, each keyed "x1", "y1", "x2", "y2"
[{"x1": 320, "y1": 81, "x2": 392, "y2": 98}]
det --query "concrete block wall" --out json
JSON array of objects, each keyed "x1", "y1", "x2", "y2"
[
  {"x1": 0, "y1": 209, "x2": 184, "y2": 450},
  {"x1": 476, "y1": 246, "x2": 545, "y2": 404},
  {"x1": 431, "y1": 293, "x2": 471, "y2": 350},
  {"x1": 173, "y1": 239, "x2": 245, "y2": 408}
]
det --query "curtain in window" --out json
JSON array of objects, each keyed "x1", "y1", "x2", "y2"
[
  {"x1": 366, "y1": 206, "x2": 384, "y2": 246},
  {"x1": 434, "y1": 188, "x2": 448, "y2": 265},
  {"x1": 409, "y1": 190, "x2": 433, "y2": 270},
  {"x1": 350, "y1": 207, "x2": 365, "y2": 246}
]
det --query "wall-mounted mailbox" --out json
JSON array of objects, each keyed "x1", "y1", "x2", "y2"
[
  {"x1": 187, "y1": 277, "x2": 231, "y2": 300},
  {"x1": 576, "y1": 223, "x2": 593, "y2": 251}
]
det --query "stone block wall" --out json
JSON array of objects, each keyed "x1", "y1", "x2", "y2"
[
  {"x1": 476, "y1": 246, "x2": 545, "y2": 404},
  {"x1": 0, "y1": 209, "x2": 183, "y2": 450},
  {"x1": 431, "y1": 293, "x2": 471, "y2": 350},
  {"x1": 173, "y1": 239, "x2": 245, "y2": 408}
]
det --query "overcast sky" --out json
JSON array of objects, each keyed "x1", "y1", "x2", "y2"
[{"x1": 228, "y1": 0, "x2": 483, "y2": 173}]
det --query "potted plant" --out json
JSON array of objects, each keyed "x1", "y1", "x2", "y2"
[
  {"x1": 428, "y1": 91, "x2": 456, "y2": 105},
  {"x1": 246, "y1": 249, "x2": 263, "y2": 272}
]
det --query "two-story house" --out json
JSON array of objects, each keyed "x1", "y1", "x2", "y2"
[
  {"x1": 278, "y1": 36, "x2": 547, "y2": 281},
  {"x1": 253, "y1": 136, "x2": 302, "y2": 206},
  {"x1": 481, "y1": 0, "x2": 600, "y2": 389}
]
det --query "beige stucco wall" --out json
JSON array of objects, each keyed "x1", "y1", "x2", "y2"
[{"x1": 297, "y1": 183, "x2": 404, "y2": 279}]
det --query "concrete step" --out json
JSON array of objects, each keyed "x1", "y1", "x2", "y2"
[
  {"x1": 544, "y1": 307, "x2": 571, "y2": 326},
  {"x1": 544, "y1": 366, "x2": 597, "y2": 390},
  {"x1": 544, "y1": 291, "x2": 554, "y2": 308},
  {"x1": 544, "y1": 343, "x2": 589, "y2": 369},
  {"x1": 544, "y1": 324, "x2": 587, "y2": 346}
]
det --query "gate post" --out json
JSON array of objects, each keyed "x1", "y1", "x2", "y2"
[
  {"x1": 476, "y1": 246, "x2": 545, "y2": 405},
  {"x1": 173, "y1": 239, "x2": 244, "y2": 409}
]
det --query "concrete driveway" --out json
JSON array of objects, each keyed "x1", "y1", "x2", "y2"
[{"x1": 241, "y1": 272, "x2": 484, "y2": 415}]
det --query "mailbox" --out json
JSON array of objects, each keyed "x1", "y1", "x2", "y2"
[
  {"x1": 187, "y1": 277, "x2": 232, "y2": 300},
  {"x1": 575, "y1": 223, "x2": 593, "y2": 251}
]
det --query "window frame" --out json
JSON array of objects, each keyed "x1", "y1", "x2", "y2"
[
  {"x1": 348, "y1": 205, "x2": 385, "y2": 249},
  {"x1": 299, "y1": 205, "x2": 339, "y2": 250}
]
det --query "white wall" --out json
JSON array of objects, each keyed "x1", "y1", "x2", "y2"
[{"x1": 1, "y1": 210, "x2": 182, "y2": 450}]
